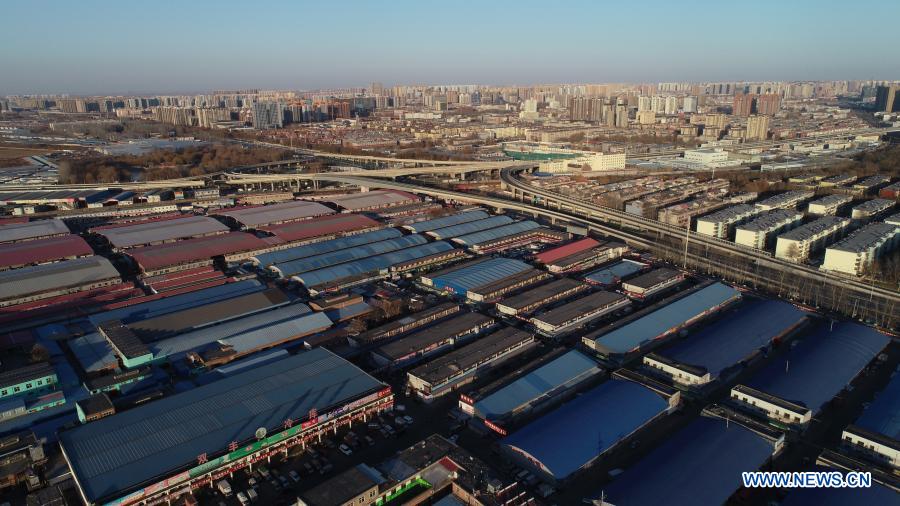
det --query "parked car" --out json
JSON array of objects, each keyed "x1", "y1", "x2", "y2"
[
  {"x1": 289, "y1": 470, "x2": 301, "y2": 483},
  {"x1": 339, "y1": 444, "x2": 353, "y2": 456},
  {"x1": 236, "y1": 491, "x2": 249, "y2": 505},
  {"x1": 402, "y1": 415, "x2": 414, "y2": 425},
  {"x1": 364, "y1": 435, "x2": 375, "y2": 446},
  {"x1": 247, "y1": 488, "x2": 259, "y2": 502}
]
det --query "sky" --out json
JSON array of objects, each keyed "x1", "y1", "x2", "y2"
[{"x1": 2, "y1": 0, "x2": 899, "y2": 95}]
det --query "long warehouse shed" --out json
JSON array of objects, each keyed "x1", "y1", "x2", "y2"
[
  {"x1": 0, "y1": 234, "x2": 94, "y2": 271},
  {"x1": 582, "y1": 282, "x2": 741, "y2": 360},
  {"x1": 271, "y1": 234, "x2": 427, "y2": 278},
  {"x1": 59, "y1": 349, "x2": 390, "y2": 506},
  {"x1": 502, "y1": 375, "x2": 678, "y2": 483},
  {"x1": 407, "y1": 327, "x2": 536, "y2": 401},
  {"x1": 92, "y1": 215, "x2": 229, "y2": 250},
  {"x1": 213, "y1": 200, "x2": 334, "y2": 228},
  {"x1": 257, "y1": 213, "x2": 382, "y2": 243},
  {"x1": 426, "y1": 215, "x2": 514, "y2": 240},
  {"x1": 461, "y1": 349, "x2": 602, "y2": 426},
  {"x1": 250, "y1": 228, "x2": 401, "y2": 268},
  {"x1": 402, "y1": 210, "x2": 489, "y2": 233},
  {"x1": 644, "y1": 299, "x2": 808, "y2": 387},
  {"x1": 292, "y1": 241, "x2": 456, "y2": 290},
  {"x1": 421, "y1": 257, "x2": 533, "y2": 295}
]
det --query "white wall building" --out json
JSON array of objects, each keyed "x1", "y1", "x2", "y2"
[
  {"x1": 821, "y1": 222, "x2": 900, "y2": 275},
  {"x1": 807, "y1": 194, "x2": 852, "y2": 216},
  {"x1": 734, "y1": 210, "x2": 804, "y2": 250},
  {"x1": 775, "y1": 216, "x2": 850, "y2": 262},
  {"x1": 696, "y1": 204, "x2": 762, "y2": 239}
]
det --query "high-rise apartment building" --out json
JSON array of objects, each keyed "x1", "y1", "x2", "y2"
[
  {"x1": 733, "y1": 93, "x2": 756, "y2": 117},
  {"x1": 756, "y1": 94, "x2": 782, "y2": 116},
  {"x1": 251, "y1": 101, "x2": 284, "y2": 129},
  {"x1": 664, "y1": 96, "x2": 679, "y2": 115},
  {"x1": 683, "y1": 96, "x2": 698, "y2": 113},
  {"x1": 745, "y1": 115, "x2": 770, "y2": 141},
  {"x1": 875, "y1": 85, "x2": 900, "y2": 112},
  {"x1": 637, "y1": 96, "x2": 652, "y2": 112}
]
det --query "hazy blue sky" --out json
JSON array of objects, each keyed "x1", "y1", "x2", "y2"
[{"x1": 2, "y1": 0, "x2": 898, "y2": 95}]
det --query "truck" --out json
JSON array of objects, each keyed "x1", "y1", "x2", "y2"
[{"x1": 216, "y1": 479, "x2": 232, "y2": 497}]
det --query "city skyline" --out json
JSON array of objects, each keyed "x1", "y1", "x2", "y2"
[{"x1": 2, "y1": 0, "x2": 900, "y2": 95}]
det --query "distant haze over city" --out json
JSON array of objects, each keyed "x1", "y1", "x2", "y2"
[{"x1": 2, "y1": 0, "x2": 899, "y2": 95}]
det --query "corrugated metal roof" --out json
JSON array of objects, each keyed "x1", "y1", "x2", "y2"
[
  {"x1": 427, "y1": 215, "x2": 514, "y2": 240},
  {"x1": 854, "y1": 371, "x2": 900, "y2": 441},
  {"x1": 588, "y1": 283, "x2": 741, "y2": 355},
  {"x1": 220, "y1": 312, "x2": 333, "y2": 353},
  {"x1": 503, "y1": 379, "x2": 668, "y2": 479},
  {"x1": 148, "y1": 303, "x2": 318, "y2": 360},
  {"x1": 475, "y1": 350, "x2": 600, "y2": 419},
  {"x1": 258, "y1": 213, "x2": 381, "y2": 242},
  {"x1": 0, "y1": 234, "x2": 93, "y2": 269},
  {"x1": 747, "y1": 321, "x2": 890, "y2": 413},
  {"x1": 127, "y1": 288, "x2": 291, "y2": 340},
  {"x1": 583, "y1": 259, "x2": 646, "y2": 285},
  {"x1": 69, "y1": 332, "x2": 119, "y2": 374},
  {"x1": 0, "y1": 256, "x2": 120, "y2": 302},
  {"x1": 272, "y1": 234, "x2": 427, "y2": 278},
  {"x1": 88, "y1": 279, "x2": 265, "y2": 326},
  {"x1": 660, "y1": 299, "x2": 806, "y2": 377},
  {"x1": 214, "y1": 200, "x2": 334, "y2": 227},
  {"x1": 452, "y1": 221, "x2": 540, "y2": 246},
  {"x1": 534, "y1": 238, "x2": 601, "y2": 264},
  {"x1": 295, "y1": 242, "x2": 455, "y2": 288},
  {"x1": 251, "y1": 228, "x2": 402, "y2": 267},
  {"x1": 95, "y1": 216, "x2": 229, "y2": 249},
  {"x1": 58, "y1": 349, "x2": 385, "y2": 504},
  {"x1": 375, "y1": 312, "x2": 494, "y2": 361},
  {"x1": 779, "y1": 467, "x2": 900, "y2": 506},
  {"x1": 128, "y1": 232, "x2": 269, "y2": 272},
  {"x1": 426, "y1": 257, "x2": 532, "y2": 294},
  {"x1": 325, "y1": 190, "x2": 418, "y2": 211},
  {"x1": 403, "y1": 210, "x2": 489, "y2": 233},
  {"x1": 0, "y1": 218, "x2": 70, "y2": 244},
  {"x1": 600, "y1": 417, "x2": 775, "y2": 506}
]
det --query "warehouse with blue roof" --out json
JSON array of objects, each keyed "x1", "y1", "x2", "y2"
[
  {"x1": 291, "y1": 241, "x2": 456, "y2": 290},
  {"x1": 402, "y1": 210, "x2": 488, "y2": 233},
  {"x1": 270, "y1": 234, "x2": 427, "y2": 278},
  {"x1": 583, "y1": 259, "x2": 647, "y2": 286},
  {"x1": 779, "y1": 467, "x2": 900, "y2": 506},
  {"x1": 501, "y1": 374, "x2": 679, "y2": 483},
  {"x1": 841, "y1": 367, "x2": 900, "y2": 469},
  {"x1": 644, "y1": 299, "x2": 808, "y2": 387},
  {"x1": 582, "y1": 282, "x2": 741, "y2": 360},
  {"x1": 250, "y1": 228, "x2": 401, "y2": 268},
  {"x1": 597, "y1": 416, "x2": 781, "y2": 506},
  {"x1": 59, "y1": 349, "x2": 392, "y2": 506},
  {"x1": 426, "y1": 215, "x2": 513, "y2": 240},
  {"x1": 463, "y1": 350, "x2": 602, "y2": 424},
  {"x1": 421, "y1": 257, "x2": 532, "y2": 295},
  {"x1": 451, "y1": 220, "x2": 539, "y2": 247},
  {"x1": 732, "y1": 321, "x2": 891, "y2": 426}
]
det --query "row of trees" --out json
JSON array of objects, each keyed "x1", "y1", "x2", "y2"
[{"x1": 58, "y1": 144, "x2": 292, "y2": 183}]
